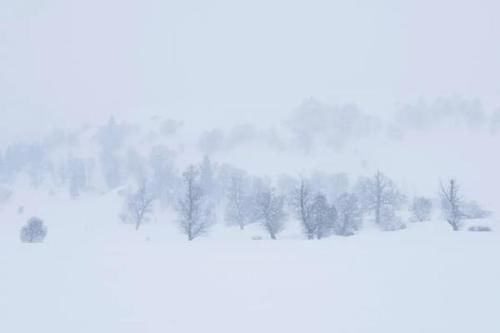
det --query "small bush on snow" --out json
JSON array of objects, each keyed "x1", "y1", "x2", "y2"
[
  {"x1": 468, "y1": 226, "x2": 492, "y2": 232},
  {"x1": 20, "y1": 217, "x2": 48, "y2": 243}
]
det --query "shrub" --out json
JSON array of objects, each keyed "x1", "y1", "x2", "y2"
[
  {"x1": 468, "y1": 226, "x2": 492, "y2": 232},
  {"x1": 410, "y1": 197, "x2": 432, "y2": 222},
  {"x1": 463, "y1": 201, "x2": 492, "y2": 219},
  {"x1": 20, "y1": 217, "x2": 48, "y2": 243}
]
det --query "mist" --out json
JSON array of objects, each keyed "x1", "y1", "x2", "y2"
[
  {"x1": 2, "y1": 0, "x2": 500, "y2": 132},
  {"x1": 1, "y1": 2, "x2": 500, "y2": 333}
]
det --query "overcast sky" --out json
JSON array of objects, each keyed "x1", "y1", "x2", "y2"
[{"x1": 1, "y1": 0, "x2": 499, "y2": 132}]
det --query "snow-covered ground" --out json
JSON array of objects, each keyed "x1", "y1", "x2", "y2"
[{"x1": 1, "y1": 191, "x2": 498, "y2": 333}]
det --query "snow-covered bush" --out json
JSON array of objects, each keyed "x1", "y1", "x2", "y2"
[
  {"x1": 335, "y1": 193, "x2": 362, "y2": 236},
  {"x1": 462, "y1": 201, "x2": 492, "y2": 219},
  {"x1": 380, "y1": 208, "x2": 406, "y2": 232},
  {"x1": 410, "y1": 197, "x2": 433, "y2": 222},
  {"x1": 468, "y1": 226, "x2": 492, "y2": 232},
  {"x1": 20, "y1": 217, "x2": 48, "y2": 243}
]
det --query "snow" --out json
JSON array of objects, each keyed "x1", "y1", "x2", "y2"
[
  {"x1": 1, "y1": 1, "x2": 499, "y2": 331},
  {"x1": 1, "y1": 191, "x2": 499, "y2": 333}
]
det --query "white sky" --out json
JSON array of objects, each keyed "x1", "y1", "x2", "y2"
[{"x1": 1, "y1": 0, "x2": 499, "y2": 131}]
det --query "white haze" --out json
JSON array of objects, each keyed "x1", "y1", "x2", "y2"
[
  {"x1": 1, "y1": 3, "x2": 500, "y2": 333},
  {"x1": 1, "y1": 0, "x2": 500, "y2": 135}
]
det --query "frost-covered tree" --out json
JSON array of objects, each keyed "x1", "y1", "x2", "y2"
[
  {"x1": 225, "y1": 171, "x2": 253, "y2": 230},
  {"x1": 97, "y1": 117, "x2": 127, "y2": 189},
  {"x1": 96, "y1": 116, "x2": 126, "y2": 151},
  {"x1": 67, "y1": 156, "x2": 87, "y2": 198},
  {"x1": 125, "y1": 148, "x2": 146, "y2": 184},
  {"x1": 26, "y1": 144, "x2": 50, "y2": 188},
  {"x1": 149, "y1": 145, "x2": 179, "y2": 207},
  {"x1": 100, "y1": 151, "x2": 123, "y2": 190},
  {"x1": 410, "y1": 197, "x2": 433, "y2": 222},
  {"x1": 176, "y1": 166, "x2": 215, "y2": 241},
  {"x1": 440, "y1": 179, "x2": 464, "y2": 231},
  {"x1": 253, "y1": 186, "x2": 287, "y2": 240},
  {"x1": 309, "y1": 172, "x2": 350, "y2": 203},
  {"x1": 287, "y1": 99, "x2": 381, "y2": 152},
  {"x1": 1, "y1": 143, "x2": 50, "y2": 187},
  {"x1": 199, "y1": 155, "x2": 217, "y2": 203},
  {"x1": 310, "y1": 193, "x2": 337, "y2": 239},
  {"x1": 335, "y1": 193, "x2": 362, "y2": 236},
  {"x1": 276, "y1": 174, "x2": 297, "y2": 199},
  {"x1": 122, "y1": 179, "x2": 155, "y2": 230},
  {"x1": 356, "y1": 171, "x2": 405, "y2": 230},
  {"x1": 20, "y1": 217, "x2": 48, "y2": 243},
  {"x1": 290, "y1": 179, "x2": 336, "y2": 239}
]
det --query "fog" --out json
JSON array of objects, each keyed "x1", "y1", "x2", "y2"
[
  {"x1": 1, "y1": 3, "x2": 500, "y2": 332},
  {"x1": 1, "y1": 0, "x2": 499, "y2": 135}
]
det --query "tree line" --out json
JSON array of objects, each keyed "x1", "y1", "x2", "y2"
[{"x1": 121, "y1": 157, "x2": 491, "y2": 241}]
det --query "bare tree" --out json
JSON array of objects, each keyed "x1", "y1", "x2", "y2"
[
  {"x1": 253, "y1": 186, "x2": 287, "y2": 240},
  {"x1": 335, "y1": 193, "x2": 362, "y2": 236},
  {"x1": 291, "y1": 179, "x2": 315, "y2": 239},
  {"x1": 410, "y1": 197, "x2": 433, "y2": 222},
  {"x1": 225, "y1": 172, "x2": 252, "y2": 230},
  {"x1": 440, "y1": 179, "x2": 464, "y2": 231},
  {"x1": 176, "y1": 165, "x2": 214, "y2": 241},
  {"x1": 356, "y1": 171, "x2": 405, "y2": 230},
  {"x1": 20, "y1": 217, "x2": 48, "y2": 243},
  {"x1": 122, "y1": 179, "x2": 155, "y2": 230}
]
